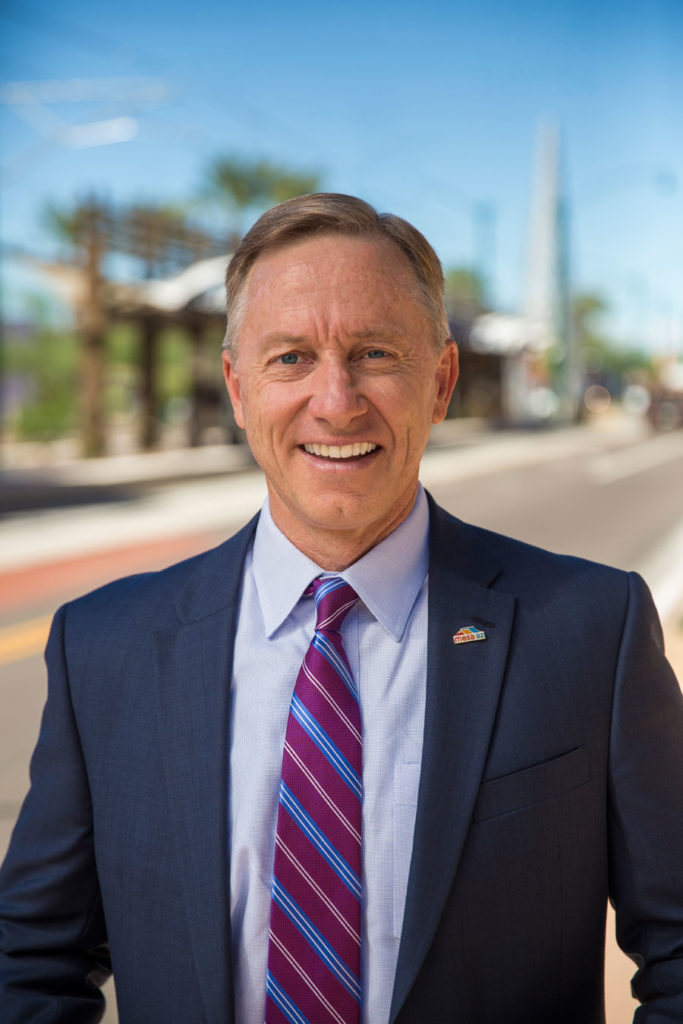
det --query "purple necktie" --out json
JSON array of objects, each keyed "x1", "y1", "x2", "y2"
[{"x1": 266, "y1": 576, "x2": 362, "y2": 1024}]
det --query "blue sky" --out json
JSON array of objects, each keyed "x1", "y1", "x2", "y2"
[{"x1": 1, "y1": 0, "x2": 682, "y2": 352}]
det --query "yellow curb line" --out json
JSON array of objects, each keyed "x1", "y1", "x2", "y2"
[{"x1": 0, "y1": 616, "x2": 52, "y2": 667}]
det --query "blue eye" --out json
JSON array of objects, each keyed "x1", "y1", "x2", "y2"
[
  {"x1": 279, "y1": 352, "x2": 299, "y2": 364},
  {"x1": 366, "y1": 349, "x2": 386, "y2": 359}
]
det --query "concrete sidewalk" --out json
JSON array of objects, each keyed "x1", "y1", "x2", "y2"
[{"x1": 0, "y1": 441, "x2": 256, "y2": 515}]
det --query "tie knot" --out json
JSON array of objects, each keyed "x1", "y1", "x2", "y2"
[{"x1": 311, "y1": 576, "x2": 358, "y2": 633}]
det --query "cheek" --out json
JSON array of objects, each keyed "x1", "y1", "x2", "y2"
[
  {"x1": 246, "y1": 393, "x2": 294, "y2": 445},
  {"x1": 378, "y1": 381, "x2": 434, "y2": 428}
]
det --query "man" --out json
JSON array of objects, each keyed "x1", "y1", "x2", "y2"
[{"x1": 1, "y1": 193, "x2": 682, "y2": 1023}]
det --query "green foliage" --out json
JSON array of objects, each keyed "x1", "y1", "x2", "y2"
[
  {"x1": 105, "y1": 323, "x2": 197, "y2": 417},
  {"x1": 444, "y1": 267, "x2": 488, "y2": 320},
  {"x1": 572, "y1": 291, "x2": 607, "y2": 327},
  {"x1": 43, "y1": 201, "x2": 84, "y2": 247},
  {"x1": 582, "y1": 337, "x2": 652, "y2": 380},
  {"x1": 5, "y1": 311, "x2": 79, "y2": 440},
  {"x1": 105, "y1": 322, "x2": 138, "y2": 416},
  {"x1": 16, "y1": 388, "x2": 75, "y2": 441},
  {"x1": 205, "y1": 156, "x2": 321, "y2": 214},
  {"x1": 5, "y1": 317, "x2": 206, "y2": 443},
  {"x1": 571, "y1": 291, "x2": 652, "y2": 382},
  {"x1": 157, "y1": 327, "x2": 192, "y2": 404}
]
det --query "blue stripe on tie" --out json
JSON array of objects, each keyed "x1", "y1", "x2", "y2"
[
  {"x1": 272, "y1": 880, "x2": 362, "y2": 1002},
  {"x1": 315, "y1": 576, "x2": 347, "y2": 606},
  {"x1": 266, "y1": 971, "x2": 311, "y2": 1024},
  {"x1": 311, "y1": 632, "x2": 358, "y2": 698},
  {"x1": 279, "y1": 781, "x2": 361, "y2": 899},
  {"x1": 290, "y1": 694, "x2": 362, "y2": 799}
]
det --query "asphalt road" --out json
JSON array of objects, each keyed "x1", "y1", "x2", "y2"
[
  {"x1": 428, "y1": 421, "x2": 683, "y2": 597},
  {"x1": 1, "y1": 416, "x2": 682, "y2": 1022}
]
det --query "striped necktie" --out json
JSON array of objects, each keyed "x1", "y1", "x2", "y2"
[{"x1": 266, "y1": 576, "x2": 362, "y2": 1024}]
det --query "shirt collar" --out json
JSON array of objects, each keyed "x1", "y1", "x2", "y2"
[{"x1": 252, "y1": 486, "x2": 429, "y2": 642}]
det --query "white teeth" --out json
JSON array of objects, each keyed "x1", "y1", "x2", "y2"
[{"x1": 304, "y1": 442, "x2": 377, "y2": 459}]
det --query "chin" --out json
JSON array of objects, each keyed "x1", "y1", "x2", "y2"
[{"x1": 300, "y1": 496, "x2": 377, "y2": 531}]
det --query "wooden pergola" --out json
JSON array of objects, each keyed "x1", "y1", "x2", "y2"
[{"x1": 33, "y1": 198, "x2": 238, "y2": 455}]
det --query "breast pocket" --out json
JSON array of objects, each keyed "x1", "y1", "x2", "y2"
[{"x1": 472, "y1": 746, "x2": 591, "y2": 823}]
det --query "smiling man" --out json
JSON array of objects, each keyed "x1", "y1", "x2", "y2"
[
  {"x1": 1, "y1": 194, "x2": 683, "y2": 1024},
  {"x1": 222, "y1": 228, "x2": 457, "y2": 567}
]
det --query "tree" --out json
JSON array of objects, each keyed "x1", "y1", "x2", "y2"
[
  {"x1": 571, "y1": 292, "x2": 608, "y2": 339},
  {"x1": 444, "y1": 267, "x2": 488, "y2": 322},
  {"x1": 5, "y1": 298, "x2": 79, "y2": 442},
  {"x1": 204, "y1": 156, "x2": 321, "y2": 229},
  {"x1": 571, "y1": 291, "x2": 651, "y2": 393}
]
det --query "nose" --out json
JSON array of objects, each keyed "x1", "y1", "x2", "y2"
[{"x1": 307, "y1": 356, "x2": 368, "y2": 427}]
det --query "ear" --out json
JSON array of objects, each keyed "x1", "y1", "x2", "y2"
[
  {"x1": 222, "y1": 350, "x2": 246, "y2": 430},
  {"x1": 432, "y1": 340, "x2": 459, "y2": 424}
]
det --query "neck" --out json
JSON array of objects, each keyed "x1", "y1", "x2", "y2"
[{"x1": 269, "y1": 492, "x2": 418, "y2": 571}]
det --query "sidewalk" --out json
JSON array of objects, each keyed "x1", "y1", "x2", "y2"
[{"x1": 0, "y1": 441, "x2": 255, "y2": 515}]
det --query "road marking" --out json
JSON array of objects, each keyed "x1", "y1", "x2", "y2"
[
  {"x1": 0, "y1": 616, "x2": 52, "y2": 667},
  {"x1": 589, "y1": 432, "x2": 683, "y2": 484}
]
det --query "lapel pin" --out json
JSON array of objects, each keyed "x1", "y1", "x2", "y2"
[{"x1": 452, "y1": 626, "x2": 486, "y2": 645}]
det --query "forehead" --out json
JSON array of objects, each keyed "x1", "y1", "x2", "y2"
[{"x1": 241, "y1": 233, "x2": 425, "y2": 327}]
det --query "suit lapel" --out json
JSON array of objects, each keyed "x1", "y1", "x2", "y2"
[
  {"x1": 153, "y1": 520, "x2": 257, "y2": 1023},
  {"x1": 390, "y1": 503, "x2": 515, "y2": 1021},
  {"x1": 142, "y1": 500, "x2": 511, "y2": 1021}
]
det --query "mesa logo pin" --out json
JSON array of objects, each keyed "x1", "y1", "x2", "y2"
[{"x1": 452, "y1": 626, "x2": 486, "y2": 645}]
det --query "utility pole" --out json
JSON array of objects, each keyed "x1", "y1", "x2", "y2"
[{"x1": 525, "y1": 120, "x2": 580, "y2": 422}]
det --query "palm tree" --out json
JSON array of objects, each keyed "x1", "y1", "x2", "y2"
[{"x1": 204, "y1": 155, "x2": 321, "y2": 232}]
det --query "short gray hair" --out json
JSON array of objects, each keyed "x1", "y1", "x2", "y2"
[{"x1": 223, "y1": 192, "x2": 450, "y2": 360}]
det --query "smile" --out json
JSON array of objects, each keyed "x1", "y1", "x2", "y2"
[{"x1": 303, "y1": 442, "x2": 378, "y2": 459}]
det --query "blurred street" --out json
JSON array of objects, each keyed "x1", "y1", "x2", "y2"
[{"x1": 1, "y1": 416, "x2": 682, "y2": 1023}]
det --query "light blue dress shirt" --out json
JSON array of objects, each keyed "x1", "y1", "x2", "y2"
[{"x1": 229, "y1": 486, "x2": 429, "y2": 1024}]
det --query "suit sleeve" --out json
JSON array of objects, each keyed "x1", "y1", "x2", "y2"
[
  {"x1": 0, "y1": 605, "x2": 110, "y2": 1023},
  {"x1": 608, "y1": 572, "x2": 683, "y2": 1022}
]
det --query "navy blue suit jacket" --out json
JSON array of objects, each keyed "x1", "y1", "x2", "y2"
[{"x1": 1, "y1": 497, "x2": 683, "y2": 1022}]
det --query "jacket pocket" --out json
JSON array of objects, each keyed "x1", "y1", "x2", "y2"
[{"x1": 472, "y1": 746, "x2": 591, "y2": 823}]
